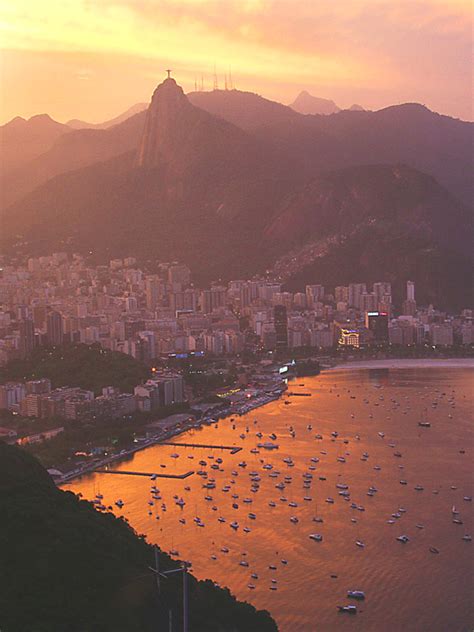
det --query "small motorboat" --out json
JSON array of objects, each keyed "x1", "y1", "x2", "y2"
[
  {"x1": 396, "y1": 535, "x2": 410, "y2": 543},
  {"x1": 309, "y1": 534, "x2": 323, "y2": 542},
  {"x1": 338, "y1": 605, "x2": 357, "y2": 614},
  {"x1": 429, "y1": 547, "x2": 440, "y2": 554},
  {"x1": 347, "y1": 591, "x2": 365, "y2": 600}
]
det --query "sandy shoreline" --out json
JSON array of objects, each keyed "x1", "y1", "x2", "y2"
[{"x1": 325, "y1": 358, "x2": 474, "y2": 371}]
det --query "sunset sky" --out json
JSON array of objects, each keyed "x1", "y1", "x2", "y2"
[{"x1": 0, "y1": 0, "x2": 472, "y2": 124}]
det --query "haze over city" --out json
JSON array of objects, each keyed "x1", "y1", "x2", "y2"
[{"x1": 1, "y1": 0, "x2": 472, "y2": 124}]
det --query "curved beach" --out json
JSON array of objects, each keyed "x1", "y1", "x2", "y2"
[{"x1": 326, "y1": 358, "x2": 474, "y2": 371}]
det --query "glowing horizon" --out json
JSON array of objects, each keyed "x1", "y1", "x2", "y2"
[{"x1": 0, "y1": 0, "x2": 472, "y2": 124}]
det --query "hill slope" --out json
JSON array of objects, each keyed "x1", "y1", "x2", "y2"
[
  {"x1": 0, "y1": 114, "x2": 70, "y2": 174},
  {"x1": 0, "y1": 442, "x2": 277, "y2": 632}
]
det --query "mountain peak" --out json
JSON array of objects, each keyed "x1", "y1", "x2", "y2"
[
  {"x1": 290, "y1": 91, "x2": 340, "y2": 115},
  {"x1": 136, "y1": 77, "x2": 192, "y2": 168}
]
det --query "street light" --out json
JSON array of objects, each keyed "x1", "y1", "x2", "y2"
[{"x1": 149, "y1": 546, "x2": 189, "y2": 632}]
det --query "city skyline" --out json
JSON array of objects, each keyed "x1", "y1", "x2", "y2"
[{"x1": 0, "y1": 0, "x2": 472, "y2": 124}]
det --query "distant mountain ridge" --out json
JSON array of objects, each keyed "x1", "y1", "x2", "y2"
[
  {"x1": 0, "y1": 113, "x2": 70, "y2": 174},
  {"x1": 290, "y1": 90, "x2": 340, "y2": 115},
  {"x1": 67, "y1": 102, "x2": 148, "y2": 130}
]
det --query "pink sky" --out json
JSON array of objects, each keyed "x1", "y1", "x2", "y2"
[{"x1": 0, "y1": 0, "x2": 472, "y2": 124}]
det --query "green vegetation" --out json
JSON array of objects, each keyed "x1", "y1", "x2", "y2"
[
  {"x1": 0, "y1": 442, "x2": 277, "y2": 632},
  {"x1": 0, "y1": 343, "x2": 150, "y2": 395}
]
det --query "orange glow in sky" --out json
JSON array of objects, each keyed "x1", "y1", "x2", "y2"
[{"x1": 0, "y1": 0, "x2": 472, "y2": 123}]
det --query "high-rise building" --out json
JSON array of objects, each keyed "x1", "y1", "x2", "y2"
[
  {"x1": 168, "y1": 264, "x2": 191, "y2": 286},
  {"x1": 274, "y1": 305, "x2": 288, "y2": 351},
  {"x1": 402, "y1": 299, "x2": 417, "y2": 316},
  {"x1": 19, "y1": 319, "x2": 35, "y2": 359},
  {"x1": 365, "y1": 311, "x2": 389, "y2": 343},
  {"x1": 335, "y1": 286, "x2": 349, "y2": 303},
  {"x1": 305, "y1": 285, "x2": 325, "y2": 307},
  {"x1": 348, "y1": 283, "x2": 366, "y2": 309},
  {"x1": 403, "y1": 281, "x2": 417, "y2": 315},
  {"x1": 360, "y1": 292, "x2": 377, "y2": 312},
  {"x1": 200, "y1": 287, "x2": 227, "y2": 313},
  {"x1": 373, "y1": 282, "x2": 392, "y2": 305},
  {"x1": 145, "y1": 277, "x2": 163, "y2": 310},
  {"x1": 46, "y1": 311, "x2": 63, "y2": 347}
]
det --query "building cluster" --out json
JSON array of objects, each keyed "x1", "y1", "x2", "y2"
[
  {"x1": 0, "y1": 372, "x2": 185, "y2": 421},
  {"x1": 0, "y1": 253, "x2": 472, "y2": 367}
]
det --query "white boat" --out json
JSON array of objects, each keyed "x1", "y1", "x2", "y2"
[
  {"x1": 230, "y1": 521, "x2": 239, "y2": 529},
  {"x1": 347, "y1": 591, "x2": 365, "y2": 600},
  {"x1": 309, "y1": 533, "x2": 323, "y2": 541},
  {"x1": 257, "y1": 442, "x2": 279, "y2": 450},
  {"x1": 396, "y1": 535, "x2": 410, "y2": 543},
  {"x1": 355, "y1": 540, "x2": 365, "y2": 548},
  {"x1": 290, "y1": 516, "x2": 299, "y2": 524},
  {"x1": 115, "y1": 499, "x2": 124, "y2": 508}
]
